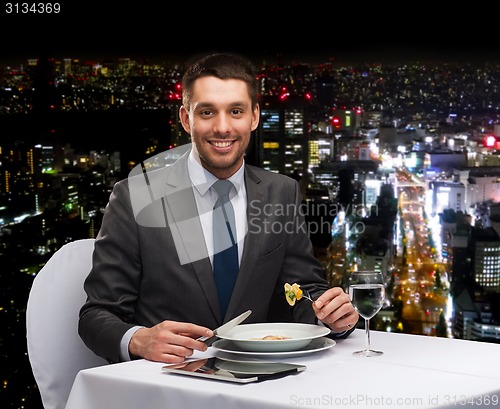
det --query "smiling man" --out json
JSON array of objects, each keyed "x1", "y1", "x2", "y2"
[
  {"x1": 78, "y1": 53, "x2": 358, "y2": 365},
  {"x1": 179, "y1": 74, "x2": 259, "y2": 180}
]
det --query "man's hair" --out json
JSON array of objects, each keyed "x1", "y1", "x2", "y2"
[{"x1": 181, "y1": 53, "x2": 258, "y2": 109}]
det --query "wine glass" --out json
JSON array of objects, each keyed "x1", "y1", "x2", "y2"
[{"x1": 348, "y1": 270, "x2": 386, "y2": 357}]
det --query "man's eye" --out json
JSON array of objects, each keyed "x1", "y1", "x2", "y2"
[
  {"x1": 231, "y1": 109, "x2": 243, "y2": 115},
  {"x1": 200, "y1": 111, "x2": 213, "y2": 116}
]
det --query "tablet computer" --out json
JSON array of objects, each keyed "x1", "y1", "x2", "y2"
[{"x1": 162, "y1": 357, "x2": 306, "y2": 383}]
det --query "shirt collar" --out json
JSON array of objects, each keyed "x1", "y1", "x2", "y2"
[{"x1": 188, "y1": 148, "x2": 245, "y2": 197}]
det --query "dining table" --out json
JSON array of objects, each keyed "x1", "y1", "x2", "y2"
[{"x1": 65, "y1": 328, "x2": 500, "y2": 409}]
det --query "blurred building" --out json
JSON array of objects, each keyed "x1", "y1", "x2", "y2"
[
  {"x1": 428, "y1": 180, "x2": 466, "y2": 215},
  {"x1": 452, "y1": 289, "x2": 500, "y2": 341}
]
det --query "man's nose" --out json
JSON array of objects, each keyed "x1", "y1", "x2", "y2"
[{"x1": 213, "y1": 114, "x2": 231, "y2": 135}]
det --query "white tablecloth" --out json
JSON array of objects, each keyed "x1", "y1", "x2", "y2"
[{"x1": 65, "y1": 330, "x2": 500, "y2": 409}]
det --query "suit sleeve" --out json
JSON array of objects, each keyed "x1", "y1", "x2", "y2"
[
  {"x1": 275, "y1": 178, "x2": 355, "y2": 339},
  {"x1": 78, "y1": 179, "x2": 142, "y2": 363},
  {"x1": 273, "y1": 179, "x2": 329, "y2": 322}
]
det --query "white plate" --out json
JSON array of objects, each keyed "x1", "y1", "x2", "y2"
[
  {"x1": 218, "y1": 322, "x2": 330, "y2": 352},
  {"x1": 212, "y1": 337, "x2": 336, "y2": 358}
]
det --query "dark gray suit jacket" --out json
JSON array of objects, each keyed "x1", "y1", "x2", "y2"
[{"x1": 79, "y1": 149, "x2": 348, "y2": 363}]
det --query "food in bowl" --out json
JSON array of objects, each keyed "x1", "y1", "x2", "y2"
[
  {"x1": 250, "y1": 335, "x2": 292, "y2": 340},
  {"x1": 261, "y1": 335, "x2": 292, "y2": 340}
]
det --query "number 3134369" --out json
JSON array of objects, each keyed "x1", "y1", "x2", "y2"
[{"x1": 5, "y1": 3, "x2": 61, "y2": 13}]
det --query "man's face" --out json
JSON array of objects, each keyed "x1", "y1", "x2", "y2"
[{"x1": 179, "y1": 77, "x2": 260, "y2": 179}]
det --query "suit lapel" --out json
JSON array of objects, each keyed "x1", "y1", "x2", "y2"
[{"x1": 162, "y1": 152, "x2": 222, "y2": 322}]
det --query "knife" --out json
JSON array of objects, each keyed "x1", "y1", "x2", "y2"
[{"x1": 199, "y1": 310, "x2": 252, "y2": 347}]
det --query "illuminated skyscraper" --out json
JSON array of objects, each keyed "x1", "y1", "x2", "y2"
[{"x1": 257, "y1": 95, "x2": 311, "y2": 177}]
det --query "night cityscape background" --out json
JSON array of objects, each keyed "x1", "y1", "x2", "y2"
[{"x1": 2, "y1": 5, "x2": 500, "y2": 408}]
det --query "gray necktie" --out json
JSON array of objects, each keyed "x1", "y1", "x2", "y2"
[{"x1": 212, "y1": 180, "x2": 239, "y2": 318}]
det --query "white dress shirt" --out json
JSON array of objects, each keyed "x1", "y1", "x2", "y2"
[{"x1": 187, "y1": 148, "x2": 247, "y2": 266}]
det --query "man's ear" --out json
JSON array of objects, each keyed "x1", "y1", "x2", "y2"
[
  {"x1": 251, "y1": 103, "x2": 260, "y2": 131},
  {"x1": 179, "y1": 106, "x2": 191, "y2": 133}
]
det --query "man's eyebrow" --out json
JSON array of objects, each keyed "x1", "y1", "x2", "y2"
[
  {"x1": 194, "y1": 102, "x2": 214, "y2": 109},
  {"x1": 229, "y1": 100, "x2": 250, "y2": 107},
  {"x1": 230, "y1": 101, "x2": 250, "y2": 108}
]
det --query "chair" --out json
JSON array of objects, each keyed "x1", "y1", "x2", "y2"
[{"x1": 26, "y1": 238, "x2": 108, "y2": 409}]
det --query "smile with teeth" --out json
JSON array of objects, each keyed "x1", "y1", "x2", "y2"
[{"x1": 212, "y1": 141, "x2": 233, "y2": 148}]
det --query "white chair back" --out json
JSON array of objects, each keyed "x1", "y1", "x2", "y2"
[{"x1": 26, "y1": 238, "x2": 108, "y2": 409}]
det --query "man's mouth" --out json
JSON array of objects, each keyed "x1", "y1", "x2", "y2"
[{"x1": 211, "y1": 140, "x2": 234, "y2": 148}]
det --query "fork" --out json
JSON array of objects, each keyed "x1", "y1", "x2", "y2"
[{"x1": 302, "y1": 289, "x2": 315, "y2": 303}]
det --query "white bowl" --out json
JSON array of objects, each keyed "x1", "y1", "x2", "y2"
[{"x1": 217, "y1": 323, "x2": 331, "y2": 352}]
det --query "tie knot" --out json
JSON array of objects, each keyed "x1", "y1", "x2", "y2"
[{"x1": 212, "y1": 179, "x2": 233, "y2": 201}]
